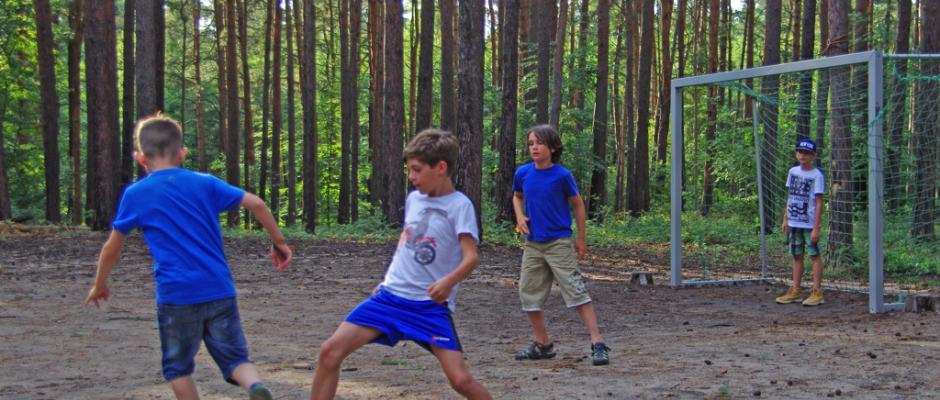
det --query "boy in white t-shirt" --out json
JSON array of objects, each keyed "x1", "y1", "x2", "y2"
[
  {"x1": 308, "y1": 129, "x2": 492, "y2": 400},
  {"x1": 775, "y1": 139, "x2": 827, "y2": 306}
]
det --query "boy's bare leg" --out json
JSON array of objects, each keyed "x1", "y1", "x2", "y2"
[
  {"x1": 810, "y1": 255, "x2": 823, "y2": 289},
  {"x1": 792, "y1": 255, "x2": 805, "y2": 288},
  {"x1": 574, "y1": 302, "x2": 603, "y2": 344},
  {"x1": 310, "y1": 322, "x2": 382, "y2": 400},
  {"x1": 169, "y1": 376, "x2": 200, "y2": 400},
  {"x1": 431, "y1": 346, "x2": 493, "y2": 400},
  {"x1": 524, "y1": 311, "x2": 551, "y2": 344},
  {"x1": 229, "y1": 362, "x2": 262, "y2": 390}
]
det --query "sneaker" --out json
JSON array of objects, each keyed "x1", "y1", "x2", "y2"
[
  {"x1": 591, "y1": 342, "x2": 610, "y2": 366},
  {"x1": 775, "y1": 287, "x2": 803, "y2": 304},
  {"x1": 515, "y1": 341, "x2": 556, "y2": 360},
  {"x1": 802, "y1": 288, "x2": 825, "y2": 306},
  {"x1": 248, "y1": 383, "x2": 273, "y2": 400}
]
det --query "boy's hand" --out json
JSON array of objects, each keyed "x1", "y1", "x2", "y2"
[
  {"x1": 781, "y1": 220, "x2": 788, "y2": 235},
  {"x1": 84, "y1": 284, "x2": 110, "y2": 308},
  {"x1": 575, "y1": 237, "x2": 587, "y2": 259},
  {"x1": 810, "y1": 227, "x2": 820, "y2": 244},
  {"x1": 428, "y1": 277, "x2": 455, "y2": 304},
  {"x1": 271, "y1": 242, "x2": 292, "y2": 271},
  {"x1": 516, "y1": 215, "x2": 530, "y2": 235}
]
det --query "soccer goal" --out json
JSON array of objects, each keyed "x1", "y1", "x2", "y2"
[{"x1": 668, "y1": 50, "x2": 940, "y2": 314}]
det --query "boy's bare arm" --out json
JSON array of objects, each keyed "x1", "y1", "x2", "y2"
[
  {"x1": 811, "y1": 194, "x2": 823, "y2": 243},
  {"x1": 84, "y1": 230, "x2": 126, "y2": 307},
  {"x1": 241, "y1": 192, "x2": 292, "y2": 270},
  {"x1": 781, "y1": 207, "x2": 789, "y2": 234},
  {"x1": 512, "y1": 192, "x2": 529, "y2": 234},
  {"x1": 427, "y1": 234, "x2": 479, "y2": 303},
  {"x1": 569, "y1": 194, "x2": 587, "y2": 258}
]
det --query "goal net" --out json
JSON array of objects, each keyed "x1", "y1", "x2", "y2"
[{"x1": 668, "y1": 51, "x2": 939, "y2": 313}]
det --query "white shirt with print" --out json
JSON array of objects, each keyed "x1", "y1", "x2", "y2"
[
  {"x1": 785, "y1": 165, "x2": 825, "y2": 229},
  {"x1": 381, "y1": 190, "x2": 479, "y2": 312}
]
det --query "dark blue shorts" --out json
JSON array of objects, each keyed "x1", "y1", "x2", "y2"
[
  {"x1": 156, "y1": 297, "x2": 250, "y2": 384},
  {"x1": 345, "y1": 288, "x2": 462, "y2": 352}
]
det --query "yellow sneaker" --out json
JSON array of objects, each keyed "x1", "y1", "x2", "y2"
[
  {"x1": 802, "y1": 288, "x2": 825, "y2": 306},
  {"x1": 775, "y1": 287, "x2": 803, "y2": 304}
]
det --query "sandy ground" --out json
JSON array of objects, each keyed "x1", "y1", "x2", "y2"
[{"x1": 1, "y1": 229, "x2": 938, "y2": 399}]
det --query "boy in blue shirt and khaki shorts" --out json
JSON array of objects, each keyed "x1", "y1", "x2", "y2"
[
  {"x1": 512, "y1": 124, "x2": 609, "y2": 366},
  {"x1": 84, "y1": 114, "x2": 292, "y2": 400}
]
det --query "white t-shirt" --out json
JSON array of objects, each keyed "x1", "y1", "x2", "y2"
[
  {"x1": 381, "y1": 190, "x2": 479, "y2": 311},
  {"x1": 785, "y1": 165, "x2": 825, "y2": 229}
]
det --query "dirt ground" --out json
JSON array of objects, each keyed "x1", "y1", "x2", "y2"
[{"x1": 1, "y1": 228, "x2": 938, "y2": 399}]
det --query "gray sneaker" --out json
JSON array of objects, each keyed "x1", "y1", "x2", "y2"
[
  {"x1": 249, "y1": 383, "x2": 273, "y2": 400},
  {"x1": 591, "y1": 342, "x2": 610, "y2": 366}
]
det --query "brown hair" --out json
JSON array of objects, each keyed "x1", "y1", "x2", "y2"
[
  {"x1": 526, "y1": 124, "x2": 563, "y2": 163},
  {"x1": 402, "y1": 129, "x2": 459, "y2": 177},
  {"x1": 135, "y1": 113, "x2": 183, "y2": 160}
]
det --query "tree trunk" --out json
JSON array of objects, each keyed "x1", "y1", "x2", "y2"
[
  {"x1": 570, "y1": 0, "x2": 589, "y2": 109},
  {"x1": 886, "y1": 0, "x2": 910, "y2": 212},
  {"x1": 796, "y1": 0, "x2": 817, "y2": 141},
  {"x1": 456, "y1": 0, "x2": 484, "y2": 237},
  {"x1": 33, "y1": 0, "x2": 61, "y2": 223},
  {"x1": 439, "y1": 0, "x2": 456, "y2": 131},
  {"x1": 121, "y1": 0, "x2": 135, "y2": 185},
  {"x1": 368, "y1": 0, "x2": 385, "y2": 210},
  {"x1": 655, "y1": 0, "x2": 674, "y2": 164},
  {"x1": 0, "y1": 101, "x2": 10, "y2": 220},
  {"x1": 239, "y1": 0, "x2": 253, "y2": 222},
  {"x1": 302, "y1": 0, "x2": 319, "y2": 232},
  {"x1": 488, "y1": 0, "x2": 499, "y2": 86},
  {"x1": 340, "y1": 0, "x2": 353, "y2": 224},
  {"x1": 384, "y1": 0, "x2": 406, "y2": 226},
  {"x1": 534, "y1": 0, "x2": 550, "y2": 124},
  {"x1": 912, "y1": 0, "x2": 938, "y2": 240},
  {"x1": 84, "y1": 0, "x2": 121, "y2": 230},
  {"x1": 758, "y1": 0, "x2": 781, "y2": 227},
  {"x1": 286, "y1": 0, "x2": 297, "y2": 226},
  {"x1": 350, "y1": 0, "x2": 362, "y2": 222},
  {"x1": 193, "y1": 0, "x2": 207, "y2": 172},
  {"x1": 407, "y1": 0, "x2": 417, "y2": 139},
  {"x1": 495, "y1": 0, "x2": 518, "y2": 223},
  {"x1": 213, "y1": 0, "x2": 228, "y2": 165},
  {"x1": 415, "y1": 0, "x2": 435, "y2": 134},
  {"x1": 68, "y1": 0, "x2": 84, "y2": 224},
  {"x1": 815, "y1": 0, "x2": 829, "y2": 157},
  {"x1": 743, "y1": 0, "x2": 755, "y2": 117},
  {"x1": 827, "y1": 0, "x2": 854, "y2": 259},
  {"x1": 136, "y1": 0, "x2": 157, "y2": 119},
  {"x1": 271, "y1": 0, "x2": 282, "y2": 222},
  {"x1": 224, "y1": 0, "x2": 240, "y2": 227},
  {"x1": 588, "y1": 0, "x2": 610, "y2": 218},
  {"x1": 261, "y1": 0, "x2": 275, "y2": 199},
  {"x1": 633, "y1": 0, "x2": 654, "y2": 214},
  {"x1": 155, "y1": 0, "x2": 165, "y2": 112},
  {"x1": 549, "y1": 0, "x2": 568, "y2": 129},
  {"x1": 702, "y1": 0, "x2": 720, "y2": 216}
]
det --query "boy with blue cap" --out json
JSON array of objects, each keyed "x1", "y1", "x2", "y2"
[{"x1": 776, "y1": 139, "x2": 826, "y2": 306}]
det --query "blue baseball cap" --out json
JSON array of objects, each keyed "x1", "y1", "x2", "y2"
[{"x1": 796, "y1": 139, "x2": 817, "y2": 153}]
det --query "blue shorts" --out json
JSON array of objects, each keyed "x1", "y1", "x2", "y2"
[
  {"x1": 156, "y1": 297, "x2": 250, "y2": 384},
  {"x1": 345, "y1": 288, "x2": 462, "y2": 352}
]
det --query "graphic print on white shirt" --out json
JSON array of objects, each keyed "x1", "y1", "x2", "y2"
[{"x1": 785, "y1": 166, "x2": 825, "y2": 229}]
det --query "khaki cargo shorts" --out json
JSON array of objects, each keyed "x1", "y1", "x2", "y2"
[{"x1": 519, "y1": 237, "x2": 592, "y2": 311}]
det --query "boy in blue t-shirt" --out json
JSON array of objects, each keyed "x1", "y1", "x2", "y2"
[
  {"x1": 512, "y1": 124, "x2": 609, "y2": 366},
  {"x1": 84, "y1": 114, "x2": 292, "y2": 400},
  {"x1": 309, "y1": 129, "x2": 491, "y2": 400},
  {"x1": 775, "y1": 139, "x2": 826, "y2": 306}
]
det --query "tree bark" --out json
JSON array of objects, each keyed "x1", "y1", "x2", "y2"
[
  {"x1": 796, "y1": 0, "x2": 817, "y2": 141},
  {"x1": 260, "y1": 0, "x2": 275, "y2": 199},
  {"x1": 439, "y1": 0, "x2": 456, "y2": 131},
  {"x1": 239, "y1": 0, "x2": 253, "y2": 216},
  {"x1": 302, "y1": 0, "x2": 319, "y2": 232},
  {"x1": 121, "y1": 0, "x2": 135, "y2": 185},
  {"x1": 33, "y1": 0, "x2": 61, "y2": 223},
  {"x1": 588, "y1": 0, "x2": 610, "y2": 218},
  {"x1": 415, "y1": 0, "x2": 435, "y2": 134},
  {"x1": 549, "y1": 0, "x2": 568, "y2": 129},
  {"x1": 271, "y1": 0, "x2": 283, "y2": 222},
  {"x1": 456, "y1": 0, "x2": 484, "y2": 237},
  {"x1": 384, "y1": 0, "x2": 406, "y2": 226},
  {"x1": 68, "y1": 0, "x2": 84, "y2": 224},
  {"x1": 84, "y1": 0, "x2": 121, "y2": 230},
  {"x1": 827, "y1": 0, "x2": 854, "y2": 258},
  {"x1": 534, "y1": 0, "x2": 551, "y2": 124},
  {"x1": 886, "y1": 0, "x2": 910, "y2": 212},
  {"x1": 633, "y1": 0, "x2": 654, "y2": 214},
  {"x1": 912, "y1": 0, "x2": 938, "y2": 240},
  {"x1": 286, "y1": 0, "x2": 297, "y2": 226},
  {"x1": 193, "y1": 0, "x2": 207, "y2": 172},
  {"x1": 225, "y1": 0, "x2": 240, "y2": 227},
  {"x1": 814, "y1": 0, "x2": 829, "y2": 156},
  {"x1": 758, "y1": 0, "x2": 781, "y2": 226},
  {"x1": 702, "y1": 0, "x2": 720, "y2": 216},
  {"x1": 655, "y1": 0, "x2": 674, "y2": 164},
  {"x1": 136, "y1": 0, "x2": 156, "y2": 119},
  {"x1": 495, "y1": 0, "x2": 519, "y2": 223},
  {"x1": 368, "y1": 0, "x2": 385, "y2": 210}
]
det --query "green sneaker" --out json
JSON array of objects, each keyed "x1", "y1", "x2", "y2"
[
  {"x1": 249, "y1": 383, "x2": 273, "y2": 400},
  {"x1": 591, "y1": 342, "x2": 610, "y2": 366}
]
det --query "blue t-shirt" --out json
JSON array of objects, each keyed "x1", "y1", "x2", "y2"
[
  {"x1": 112, "y1": 168, "x2": 246, "y2": 305},
  {"x1": 512, "y1": 162, "x2": 579, "y2": 242}
]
